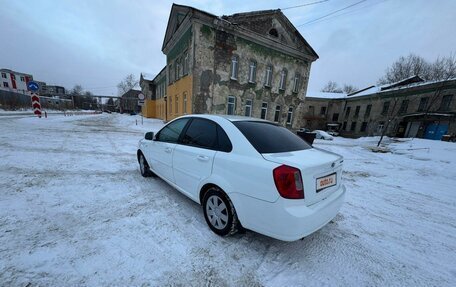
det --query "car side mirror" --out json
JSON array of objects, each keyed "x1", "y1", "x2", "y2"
[{"x1": 145, "y1": 132, "x2": 154, "y2": 141}]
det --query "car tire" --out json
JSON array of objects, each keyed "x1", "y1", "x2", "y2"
[
  {"x1": 138, "y1": 153, "x2": 154, "y2": 177},
  {"x1": 202, "y1": 187, "x2": 240, "y2": 237}
]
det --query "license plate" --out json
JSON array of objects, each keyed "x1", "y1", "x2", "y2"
[{"x1": 316, "y1": 173, "x2": 337, "y2": 192}]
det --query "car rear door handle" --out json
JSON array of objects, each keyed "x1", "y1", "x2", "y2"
[
  {"x1": 197, "y1": 155, "x2": 209, "y2": 161},
  {"x1": 165, "y1": 147, "x2": 172, "y2": 153}
]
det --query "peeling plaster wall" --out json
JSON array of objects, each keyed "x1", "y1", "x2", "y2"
[{"x1": 192, "y1": 22, "x2": 311, "y2": 130}]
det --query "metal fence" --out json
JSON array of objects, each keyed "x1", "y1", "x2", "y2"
[{"x1": 0, "y1": 89, "x2": 73, "y2": 110}]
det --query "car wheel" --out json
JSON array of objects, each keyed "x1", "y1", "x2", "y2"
[
  {"x1": 203, "y1": 187, "x2": 240, "y2": 236},
  {"x1": 139, "y1": 153, "x2": 153, "y2": 177}
]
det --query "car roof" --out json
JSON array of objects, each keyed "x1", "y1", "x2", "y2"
[{"x1": 178, "y1": 114, "x2": 271, "y2": 123}]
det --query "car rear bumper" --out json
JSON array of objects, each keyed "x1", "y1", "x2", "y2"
[{"x1": 231, "y1": 184, "x2": 346, "y2": 241}]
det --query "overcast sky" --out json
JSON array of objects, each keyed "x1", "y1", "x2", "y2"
[{"x1": 1, "y1": 0, "x2": 455, "y2": 95}]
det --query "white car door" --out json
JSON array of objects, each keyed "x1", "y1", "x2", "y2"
[
  {"x1": 172, "y1": 118, "x2": 220, "y2": 200},
  {"x1": 149, "y1": 118, "x2": 190, "y2": 183}
]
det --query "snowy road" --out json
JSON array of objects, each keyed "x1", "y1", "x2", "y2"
[{"x1": 1, "y1": 114, "x2": 455, "y2": 286}]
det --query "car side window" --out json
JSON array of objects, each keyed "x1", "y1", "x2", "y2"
[
  {"x1": 217, "y1": 125, "x2": 232, "y2": 152},
  {"x1": 156, "y1": 118, "x2": 189, "y2": 143},
  {"x1": 181, "y1": 118, "x2": 217, "y2": 149}
]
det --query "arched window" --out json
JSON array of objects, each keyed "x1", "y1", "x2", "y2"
[
  {"x1": 248, "y1": 60, "x2": 257, "y2": 83},
  {"x1": 279, "y1": 69, "x2": 287, "y2": 91},
  {"x1": 293, "y1": 73, "x2": 301, "y2": 93},
  {"x1": 230, "y1": 55, "x2": 239, "y2": 80},
  {"x1": 269, "y1": 28, "x2": 279, "y2": 38},
  {"x1": 264, "y1": 65, "x2": 273, "y2": 87}
]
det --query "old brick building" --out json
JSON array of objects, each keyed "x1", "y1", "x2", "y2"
[
  {"x1": 141, "y1": 4, "x2": 318, "y2": 129},
  {"x1": 305, "y1": 77, "x2": 456, "y2": 140}
]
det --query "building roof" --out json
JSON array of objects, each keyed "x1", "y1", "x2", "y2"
[
  {"x1": 306, "y1": 91, "x2": 347, "y2": 99},
  {"x1": 162, "y1": 4, "x2": 318, "y2": 60},
  {"x1": 141, "y1": 73, "x2": 155, "y2": 81},
  {"x1": 120, "y1": 89, "x2": 142, "y2": 99},
  {"x1": 307, "y1": 77, "x2": 456, "y2": 101}
]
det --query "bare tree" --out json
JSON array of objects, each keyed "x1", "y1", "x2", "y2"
[
  {"x1": 343, "y1": 84, "x2": 358, "y2": 94},
  {"x1": 321, "y1": 81, "x2": 343, "y2": 93},
  {"x1": 379, "y1": 53, "x2": 456, "y2": 84},
  {"x1": 117, "y1": 74, "x2": 139, "y2": 95}
]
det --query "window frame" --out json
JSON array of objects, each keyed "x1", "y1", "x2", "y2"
[
  {"x1": 418, "y1": 97, "x2": 429, "y2": 112},
  {"x1": 365, "y1": 104, "x2": 372, "y2": 117},
  {"x1": 179, "y1": 117, "x2": 233, "y2": 152},
  {"x1": 227, "y1": 96, "x2": 236, "y2": 115},
  {"x1": 261, "y1": 102, "x2": 268, "y2": 119},
  {"x1": 248, "y1": 60, "x2": 257, "y2": 83},
  {"x1": 292, "y1": 73, "x2": 301, "y2": 93},
  {"x1": 439, "y1": 95, "x2": 453, "y2": 111},
  {"x1": 382, "y1": 101, "x2": 390, "y2": 115},
  {"x1": 279, "y1": 69, "x2": 287, "y2": 91},
  {"x1": 286, "y1": 107, "x2": 293, "y2": 125},
  {"x1": 155, "y1": 118, "x2": 190, "y2": 143},
  {"x1": 230, "y1": 55, "x2": 239, "y2": 80},
  {"x1": 244, "y1": 99, "x2": 252, "y2": 117},
  {"x1": 274, "y1": 105, "x2": 281, "y2": 122},
  {"x1": 264, "y1": 65, "x2": 273, "y2": 87}
]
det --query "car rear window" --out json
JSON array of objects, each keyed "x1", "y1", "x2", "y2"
[{"x1": 233, "y1": 121, "x2": 311, "y2": 153}]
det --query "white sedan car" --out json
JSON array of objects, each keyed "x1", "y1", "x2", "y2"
[
  {"x1": 312, "y1": 130, "x2": 335, "y2": 140},
  {"x1": 137, "y1": 115, "x2": 345, "y2": 241}
]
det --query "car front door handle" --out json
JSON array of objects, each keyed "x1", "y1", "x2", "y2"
[
  {"x1": 197, "y1": 155, "x2": 209, "y2": 161},
  {"x1": 165, "y1": 147, "x2": 172, "y2": 153}
]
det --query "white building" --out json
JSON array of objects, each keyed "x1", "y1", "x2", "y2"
[{"x1": 0, "y1": 69, "x2": 33, "y2": 93}]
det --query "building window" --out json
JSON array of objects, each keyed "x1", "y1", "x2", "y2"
[
  {"x1": 308, "y1": 105, "x2": 314, "y2": 115},
  {"x1": 342, "y1": 121, "x2": 347, "y2": 130},
  {"x1": 244, "y1": 99, "x2": 252, "y2": 117},
  {"x1": 292, "y1": 74, "x2": 300, "y2": 93},
  {"x1": 399, "y1": 99, "x2": 409, "y2": 114},
  {"x1": 1, "y1": 73, "x2": 6, "y2": 78},
  {"x1": 264, "y1": 65, "x2": 273, "y2": 87},
  {"x1": 274, "y1": 105, "x2": 281, "y2": 122},
  {"x1": 20, "y1": 76, "x2": 25, "y2": 82},
  {"x1": 175, "y1": 95, "x2": 179, "y2": 114},
  {"x1": 360, "y1": 122, "x2": 368, "y2": 132},
  {"x1": 418, "y1": 97, "x2": 429, "y2": 112},
  {"x1": 261, "y1": 102, "x2": 268, "y2": 119},
  {"x1": 183, "y1": 52, "x2": 189, "y2": 75},
  {"x1": 287, "y1": 107, "x2": 293, "y2": 124},
  {"x1": 365, "y1": 104, "x2": 372, "y2": 117},
  {"x1": 175, "y1": 59, "x2": 181, "y2": 80},
  {"x1": 345, "y1": 106, "x2": 351, "y2": 119},
  {"x1": 378, "y1": 121, "x2": 385, "y2": 133},
  {"x1": 11, "y1": 74, "x2": 15, "y2": 80},
  {"x1": 279, "y1": 69, "x2": 287, "y2": 91},
  {"x1": 354, "y1": 106, "x2": 360, "y2": 118},
  {"x1": 381, "y1": 101, "x2": 390, "y2": 115},
  {"x1": 227, "y1": 96, "x2": 236, "y2": 115},
  {"x1": 439, "y1": 95, "x2": 453, "y2": 111},
  {"x1": 350, "y1": 122, "x2": 357, "y2": 131},
  {"x1": 320, "y1": 106, "x2": 327, "y2": 115},
  {"x1": 183, "y1": 93, "x2": 187, "y2": 114},
  {"x1": 169, "y1": 64, "x2": 174, "y2": 83},
  {"x1": 169, "y1": 96, "x2": 172, "y2": 114},
  {"x1": 248, "y1": 60, "x2": 257, "y2": 83},
  {"x1": 3, "y1": 82, "x2": 8, "y2": 88},
  {"x1": 230, "y1": 55, "x2": 239, "y2": 80},
  {"x1": 332, "y1": 113, "x2": 339, "y2": 122}
]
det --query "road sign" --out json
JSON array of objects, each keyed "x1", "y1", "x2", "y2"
[
  {"x1": 138, "y1": 93, "x2": 145, "y2": 100},
  {"x1": 27, "y1": 81, "x2": 40, "y2": 91},
  {"x1": 138, "y1": 100, "x2": 144, "y2": 106},
  {"x1": 31, "y1": 93, "x2": 42, "y2": 117}
]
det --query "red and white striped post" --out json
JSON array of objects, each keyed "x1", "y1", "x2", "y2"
[{"x1": 31, "y1": 93, "x2": 42, "y2": 118}]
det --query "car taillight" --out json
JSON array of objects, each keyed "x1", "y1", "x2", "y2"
[{"x1": 273, "y1": 165, "x2": 304, "y2": 199}]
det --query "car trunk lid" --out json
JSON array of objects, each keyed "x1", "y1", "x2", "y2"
[{"x1": 262, "y1": 148, "x2": 343, "y2": 206}]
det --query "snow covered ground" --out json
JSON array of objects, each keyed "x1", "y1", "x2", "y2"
[{"x1": 1, "y1": 114, "x2": 455, "y2": 286}]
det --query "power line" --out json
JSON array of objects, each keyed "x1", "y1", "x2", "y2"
[
  {"x1": 301, "y1": 0, "x2": 388, "y2": 27},
  {"x1": 281, "y1": 0, "x2": 329, "y2": 10},
  {"x1": 296, "y1": 0, "x2": 368, "y2": 27}
]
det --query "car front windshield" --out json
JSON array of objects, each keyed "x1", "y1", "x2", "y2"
[{"x1": 233, "y1": 121, "x2": 312, "y2": 153}]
